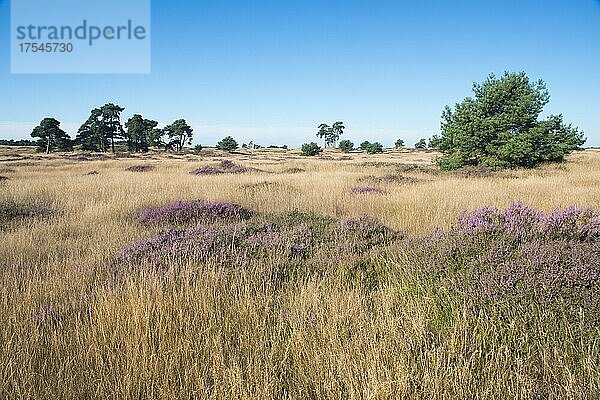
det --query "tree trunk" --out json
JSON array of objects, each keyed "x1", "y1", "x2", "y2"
[
  {"x1": 111, "y1": 137, "x2": 115, "y2": 153},
  {"x1": 46, "y1": 136, "x2": 50, "y2": 154}
]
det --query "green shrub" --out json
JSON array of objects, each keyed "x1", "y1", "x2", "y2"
[
  {"x1": 414, "y1": 139, "x2": 427, "y2": 149},
  {"x1": 300, "y1": 142, "x2": 322, "y2": 156},
  {"x1": 338, "y1": 139, "x2": 354, "y2": 153},
  {"x1": 366, "y1": 142, "x2": 383, "y2": 154},
  {"x1": 216, "y1": 136, "x2": 238, "y2": 152}
]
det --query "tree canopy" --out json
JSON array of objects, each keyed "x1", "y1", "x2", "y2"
[
  {"x1": 435, "y1": 72, "x2": 585, "y2": 170},
  {"x1": 163, "y1": 119, "x2": 193, "y2": 152},
  {"x1": 338, "y1": 139, "x2": 354, "y2": 153},
  {"x1": 31, "y1": 118, "x2": 72, "y2": 153},
  {"x1": 317, "y1": 122, "x2": 345, "y2": 147},
  {"x1": 216, "y1": 136, "x2": 238, "y2": 152},
  {"x1": 359, "y1": 141, "x2": 384, "y2": 154},
  {"x1": 414, "y1": 139, "x2": 427, "y2": 149},
  {"x1": 125, "y1": 114, "x2": 159, "y2": 152},
  {"x1": 301, "y1": 142, "x2": 322, "y2": 156},
  {"x1": 76, "y1": 103, "x2": 125, "y2": 152}
]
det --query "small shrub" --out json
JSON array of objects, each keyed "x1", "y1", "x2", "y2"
[
  {"x1": 32, "y1": 306, "x2": 62, "y2": 329},
  {"x1": 454, "y1": 165, "x2": 493, "y2": 178},
  {"x1": 133, "y1": 199, "x2": 254, "y2": 226},
  {"x1": 0, "y1": 197, "x2": 58, "y2": 228},
  {"x1": 414, "y1": 139, "x2": 427, "y2": 149},
  {"x1": 366, "y1": 142, "x2": 384, "y2": 154},
  {"x1": 193, "y1": 144, "x2": 203, "y2": 154},
  {"x1": 283, "y1": 167, "x2": 305, "y2": 174},
  {"x1": 300, "y1": 142, "x2": 322, "y2": 157},
  {"x1": 413, "y1": 202, "x2": 600, "y2": 318},
  {"x1": 216, "y1": 136, "x2": 238, "y2": 152},
  {"x1": 349, "y1": 187, "x2": 385, "y2": 195},
  {"x1": 240, "y1": 181, "x2": 288, "y2": 192},
  {"x1": 189, "y1": 165, "x2": 223, "y2": 175},
  {"x1": 337, "y1": 215, "x2": 396, "y2": 245},
  {"x1": 126, "y1": 165, "x2": 154, "y2": 172},
  {"x1": 359, "y1": 174, "x2": 420, "y2": 184},
  {"x1": 190, "y1": 160, "x2": 258, "y2": 175},
  {"x1": 338, "y1": 139, "x2": 354, "y2": 153},
  {"x1": 395, "y1": 139, "x2": 405, "y2": 148}
]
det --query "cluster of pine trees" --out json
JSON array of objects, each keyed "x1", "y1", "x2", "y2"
[{"x1": 30, "y1": 103, "x2": 194, "y2": 154}]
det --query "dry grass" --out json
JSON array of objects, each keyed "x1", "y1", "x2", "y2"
[{"x1": 0, "y1": 147, "x2": 599, "y2": 399}]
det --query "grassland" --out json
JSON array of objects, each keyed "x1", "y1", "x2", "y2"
[{"x1": 0, "y1": 146, "x2": 598, "y2": 399}]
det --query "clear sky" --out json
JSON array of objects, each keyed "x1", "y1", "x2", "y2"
[{"x1": 0, "y1": 0, "x2": 599, "y2": 147}]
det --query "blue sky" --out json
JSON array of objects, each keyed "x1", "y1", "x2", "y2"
[{"x1": 0, "y1": 0, "x2": 599, "y2": 147}]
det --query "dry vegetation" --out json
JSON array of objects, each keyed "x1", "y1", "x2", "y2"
[{"x1": 0, "y1": 146, "x2": 599, "y2": 399}]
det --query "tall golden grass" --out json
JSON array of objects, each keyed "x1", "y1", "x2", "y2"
[{"x1": 0, "y1": 147, "x2": 598, "y2": 398}]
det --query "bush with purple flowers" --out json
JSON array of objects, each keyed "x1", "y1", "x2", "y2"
[
  {"x1": 349, "y1": 187, "x2": 385, "y2": 195},
  {"x1": 0, "y1": 196, "x2": 58, "y2": 229},
  {"x1": 118, "y1": 206, "x2": 401, "y2": 277},
  {"x1": 450, "y1": 201, "x2": 599, "y2": 242},
  {"x1": 336, "y1": 214, "x2": 399, "y2": 252},
  {"x1": 408, "y1": 201, "x2": 600, "y2": 319},
  {"x1": 133, "y1": 199, "x2": 254, "y2": 226},
  {"x1": 126, "y1": 164, "x2": 155, "y2": 172},
  {"x1": 190, "y1": 160, "x2": 260, "y2": 175}
]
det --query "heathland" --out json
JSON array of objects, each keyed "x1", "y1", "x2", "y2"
[{"x1": 0, "y1": 146, "x2": 598, "y2": 399}]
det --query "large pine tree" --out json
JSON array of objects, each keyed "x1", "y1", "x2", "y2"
[
  {"x1": 436, "y1": 72, "x2": 585, "y2": 170},
  {"x1": 31, "y1": 118, "x2": 72, "y2": 153}
]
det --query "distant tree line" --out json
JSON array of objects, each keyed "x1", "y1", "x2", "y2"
[
  {"x1": 0, "y1": 139, "x2": 37, "y2": 147},
  {"x1": 21, "y1": 71, "x2": 587, "y2": 170},
  {"x1": 300, "y1": 121, "x2": 429, "y2": 156},
  {"x1": 26, "y1": 103, "x2": 196, "y2": 154}
]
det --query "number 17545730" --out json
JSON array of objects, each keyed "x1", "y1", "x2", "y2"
[{"x1": 19, "y1": 42, "x2": 73, "y2": 53}]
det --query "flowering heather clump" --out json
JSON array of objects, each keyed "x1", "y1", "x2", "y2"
[
  {"x1": 336, "y1": 215, "x2": 400, "y2": 252},
  {"x1": 33, "y1": 306, "x2": 61, "y2": 329},
  {"x1": 349, "y1": 187, "x2": 385, "y2": 195},
  {"x1": 339, "y1": 215, "x2": 391, "y2": 241},
  {"x1": 190, "y1": 160, "x2": 259, "y2": 176},
  {"x1": 117, "y1": 224, "x2": 248, "y2": 266},
  {"x1": 454, "y1": 165, "x2": 493, "y2": 178},
  {"x1": 451, "y1": 201, "x2": 599, "y2": 241},
  {"x1": 126, "y1": 165, "x2": 154, "y2": 172},
  {"x1": 240, "y1": 181, "x2": 286, "y2": 192},
  {"x1": 416, "y1": 202, "x2": 600, "y2": 317},
  {"x1": 133, "y1": 199, "x2": 254, "y2": 226},
  {"x1": 542, "y1": 206, "x2": 600, "y2": 240},
  {"x1": 189, "y1": 165, "x2": 224, "y2": 175},
  {"x1": 118, "y1": 207, "x2": 405, "y2": 273},
  {"x1": 0, "y1": 197, "x2": 57, "y2": 228},
  {"x1": 359, "y1": 174, "x2": 420, "y2": 184},
  {"x1": 283, "y1": 167, "x2": 305, "y2": 174},
  {"x1": 117, "y1": 218, "x2": 319, "y2": 268}
]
